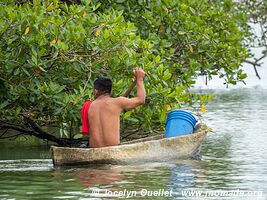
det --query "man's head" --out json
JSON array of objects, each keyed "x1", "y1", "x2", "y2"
[{"x1": 93, "y1": 77, "x2": 112, "y2": 99}]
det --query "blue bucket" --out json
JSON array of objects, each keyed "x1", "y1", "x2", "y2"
[
  {"x1": 167, "y1": 113, "x2": 196, "y2": 125},
  {"x1": 165, "y1": 110, "x2": 197, "y2": 138}
]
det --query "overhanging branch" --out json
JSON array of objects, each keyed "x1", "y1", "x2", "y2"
[
  {"x1": 0, "y1": 117, "x2": 79, "y2": 146},
  {"x1": 243, "y1": 53, "x2": 267, "y2": 80}
]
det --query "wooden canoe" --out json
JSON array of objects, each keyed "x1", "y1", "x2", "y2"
[{"x1": 51, "y1": 127, "x2": 208, "y2": 167}]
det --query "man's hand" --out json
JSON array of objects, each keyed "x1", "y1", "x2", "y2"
[{"x1": 133, "y1": 67, "x2": 145, "y2": 81}]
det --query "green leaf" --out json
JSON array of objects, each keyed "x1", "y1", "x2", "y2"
[
  {"x1": 104, "y1": 29, "x2": 109, "y2": 39},
  {"x1": 124, "y1": 111, "x2": 132, "y2": 119},
  {"x1": 239, "y1": 73, "x2": 247, "y2": 79},
  {"x1": 74, "y1": 133, "x2": 83, "y2": 139},
  {"x1": 163, "y1": 70, "x2": 172, "y2": 80},
  {"x1": 39, "y1": 66, "x2": 47, "y2": 72},
  {"x1": 128, "y1": 117, "x2": 139, "y2": 123},
  {"x1": 155, "y1": 55, "x2": 161, "y2": 63},
  {"x1": 0, "y1": 101, "x2": 9, "y2": 109},
  {"x1": 22, "y1": 67, "x2": 31, "y2": 76}
]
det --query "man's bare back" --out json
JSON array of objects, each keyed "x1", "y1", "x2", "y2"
[{"x1": 88, "y1": 68, "x2": 146, "y2": 148}]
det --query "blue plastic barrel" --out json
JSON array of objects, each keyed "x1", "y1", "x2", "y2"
[{"x1": 165, "y1": 110, "x2": 197, "y2": 138}]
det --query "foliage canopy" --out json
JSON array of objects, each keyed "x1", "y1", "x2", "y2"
[{"x1": 0, "y1": 0, "x2": 257, "y2": 143}]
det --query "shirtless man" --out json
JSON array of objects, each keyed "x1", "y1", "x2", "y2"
[{"x1": 88, "y1": 68, "x2": 146, "y2": 148}]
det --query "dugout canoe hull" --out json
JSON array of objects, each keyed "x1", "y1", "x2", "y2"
[{"x1": 51, "y1": 128, "x2": 208, "y2": 167}]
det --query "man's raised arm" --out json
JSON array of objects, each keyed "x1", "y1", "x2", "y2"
[{"x1": 116, "y1": 67, "x2": 146, "y2": 110}]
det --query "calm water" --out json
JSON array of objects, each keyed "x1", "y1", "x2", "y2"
[{"x1": 0, "y1": 87, "x2": 267, "y2": 200}]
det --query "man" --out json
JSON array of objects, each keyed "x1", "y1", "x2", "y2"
[{"x1": 88, "y1": 67, "x2": 146, "y2": 148}]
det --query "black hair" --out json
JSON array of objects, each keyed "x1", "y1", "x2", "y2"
[{"x1": 93, "y1": 77, "x2": 112, "y2": 95}]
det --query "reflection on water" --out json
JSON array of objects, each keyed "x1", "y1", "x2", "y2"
[
  {"x1": 76, "y1": 167, "x2": 126, "y2": 187},
  {"x1": 0, "y1": 88, "x2": 267, "y2": 199}
]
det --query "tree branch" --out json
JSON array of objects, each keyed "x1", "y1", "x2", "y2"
[
  {"x1": 0, "y1": 120, "x2": 32, "y2": 133},
  {"x1": 0, "y1": 117, "x2": 80, "y2": 146},
  {"x1": 23, "y1": 115, "x2": 66, "y2": 145},
  {"x1": 0, "y1": 128, "x2": 9, "y2": 137},
  {"x1": 253, "y1": 65, "x2": 261, "y2": 80},
  {"x1": 243, "y1": 59, "x2": 261, "y2": 66},
  {"x1": 243, "y1": 52, "x2": 267, "y2": 80}
]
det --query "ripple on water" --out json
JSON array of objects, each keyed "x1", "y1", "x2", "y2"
[{"x1": 0, "y1": 159, "x2": 53, "y2": 171}]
